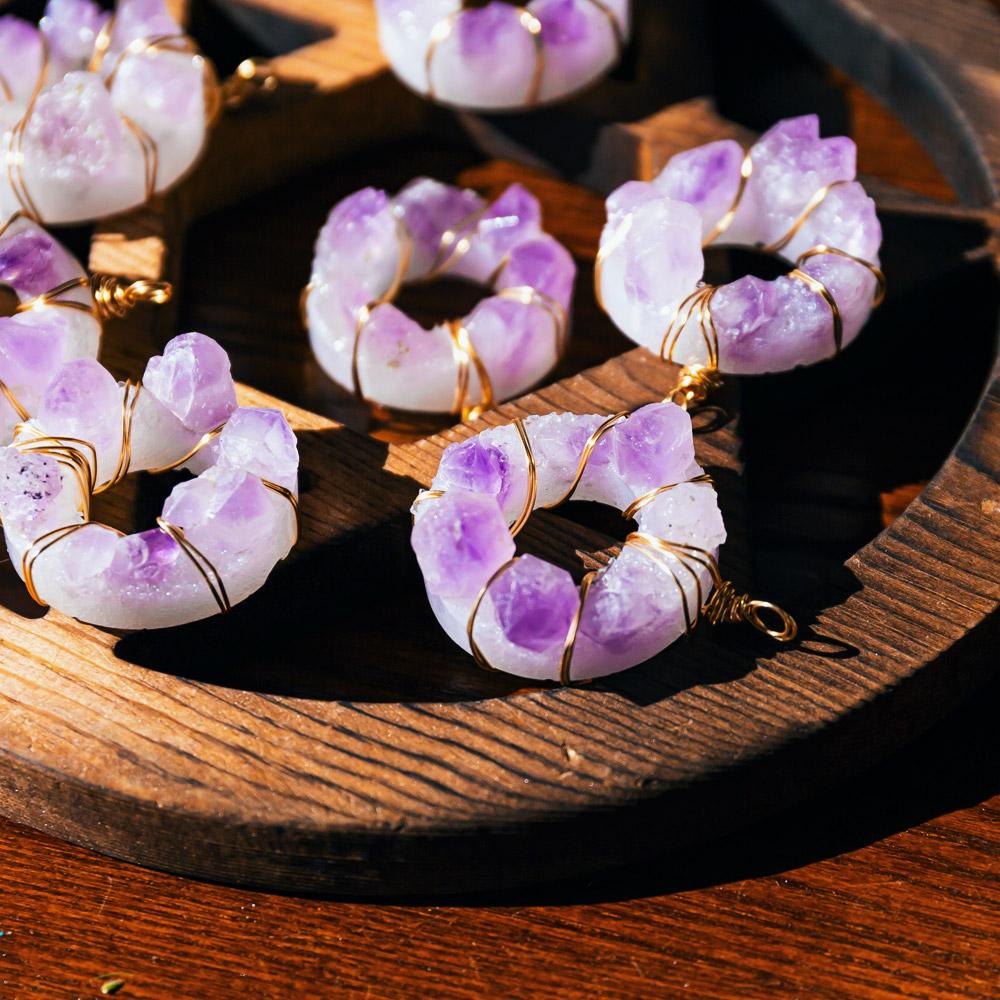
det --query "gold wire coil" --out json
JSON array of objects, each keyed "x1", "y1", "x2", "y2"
[
  {"x1": 422, "y1": 0, "x2": 624, "y2": 110},
  {"x1": 218, "y1": 58, "x2": 278, "y2": 112},
  {"x1": 666, "y1": 364, "x2": 724, "y2": 411},
  {"x1": 13, "y1": 273, "x2": 172, "y2": 322},
  {"x1": 92, "y1": 275, "x2": 173, "y2": 319},
  {"x1": 625, "y1": 531, "x2": 798, "y2": 643},
  {"x1": 317, "y1": 201, "x2": 568, "y2": 424},
  {"x1": 452, "y1": 407, "x2": 795, "y2": 683}
]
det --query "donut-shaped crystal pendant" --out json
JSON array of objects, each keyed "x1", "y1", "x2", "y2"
[
  {"x1": 411, "y1": 402, "x2": 729, "y2": 682},
  {"x1": 0, "y1": 213, "x2": 101, "y2": 436},
  {"x1": 0, "y1": 0, "x2": 214, "y2": 224},
  {"x1": 0, "y1": 334, "x2": 299, "y2": 629},
  {"x1": 597, "y1": 115, "x2": 885, "y2": 376},
  {"x1": 375, "y1": 0, "x2": 631, "y2": 111},
  {"x1": 304, "y1": 178, "x2": 575, "y2": 417}
]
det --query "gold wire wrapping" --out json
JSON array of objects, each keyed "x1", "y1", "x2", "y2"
[
  {"x1": 8, "y1": 378, "x2": 299, "y2": 610},
  {"x1": 13, "y1": 273, "x2": 172, "y2": 321},
  {"x1": 5, "y1": 19, "x2": 248, "y2": 222},
  {"x1": 13, "y1": 431, "x2": 97, "y2": 520},
  {"x1": 0, "y1": 378, "x2": 30, "y2": 422},
  {"x1": 155, "y1": 516, "x2": 231, "y2": 614},
  {"x1": 21, "y1": 521, "x2": 123, "y2": 607},
  {"x1": 457, "y1": 405, "x2": 796, "y2": 681},
  {"x1": 218, "y1": 58, "x2": 278, "y2": 113},
  {"x1": 326, "y1": 203, "x2": 567, "y2": 423},
  {"x1": 596, "y1": 143, "x2": 887, "y2": 408},
  {"x1": 94, "y1": 380, "x2": 141, "y2": 493},
  {"x1": 509, "y1": 417, "x2": 537, "y2": 538},
  {"x1": 621, "y1": 472, "x2": 715, "y2": 521},
  {"x1": 422, "y1": 0, "x2": 624, "y2": 109},
  {"x1": 701, "y1": 151, "x2": 754, "y2": 248},
  {"x1": 544, "y1": 410, "x2": 629, "y2": 509},
  {"x1": 425, "y1": 7, "x2": 545, "y2": 108},
  {"x1": 624, "y1": 531, "x2": 797, "y2": 642},
  {"x1": 91, "y1": 275, "x2": 173, "y2": 319}
]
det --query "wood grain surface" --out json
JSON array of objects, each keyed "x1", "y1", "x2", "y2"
[
  {"x1": 0, "y1": 0, "x2": 996, "y2": 900},
  {"x1": 0, "y1": 674, "x2": 995, "y2": 999}
]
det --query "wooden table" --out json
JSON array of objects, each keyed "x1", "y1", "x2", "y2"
[
  {"x1": 0, "y1": 2, "x2": 997, "y2": 993},
  {"x1": 0, "y1": 672, "x2": 994, "y2": 999}
]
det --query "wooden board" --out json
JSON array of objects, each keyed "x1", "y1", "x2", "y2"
[{"x1": 0, "y1": 0, "x2": 996, "y2": 895}]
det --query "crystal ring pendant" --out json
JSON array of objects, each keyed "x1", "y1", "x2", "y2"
[
  {"x1": 376, "y1": 0, "x2": 631, "y2": 111},
  {"x1": 303, "y1": 178, "x2": 575, "y2": 419},
  {"x1": 411, "y1": 401, "x2": 795, "y2": 684},
  {"x1": 596, "y1": 115, "x2": 886, "y2": 404},
  {"x1": 0, "y1": 0, "x2": 223, "y2": 225},
  {"x1": 0, "y1": 334, "x2": 300, "y2": 629}
]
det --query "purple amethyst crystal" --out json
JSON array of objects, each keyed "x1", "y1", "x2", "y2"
[
  {"x1": 143, "y1": 333, "x2": 237, "y2": 434},
  {"x1": 613, "y1": 403, "x2": 695, "y2": 492},
  {"x1": 537, "y1": 0, "x2": 589, "y2": 46},
  {"x1": 580, "y1": 551, "x2": 666, "y2": 654},
  {"x1": 215, "y1": 407, "x2": 298, "y2": 490},
  {"x1": 393, "y1": 178, "x2": 483, "y2": 262},
  {"x1": 25, "y1": 72, "x2": 124, "y2": 182},
  {"x1": 316, "y1": 187, "x2": 393, "y2": 262},
  {"x1": 490, "y1": 554, "x2": 578, "y2": 652},
  {"x1": 0, "y1": 448, "x2": 62, "y2": 523},
  {"x1": 38, "y1": 357, "x2": 119, "y2": 440},
  {"x1": 437, "y1": 437, "x2": 510, "y2": 505},
  {"x1": 477, "y1": 184, "x2": 542, "y2": 257},
  {"x1": 110, "y1": 0, "x2": 180, "y2": 50},
  {"x1": 457, "y1": 2, "x2": 515, "y2": 57},
  {"x1": 40, "y1": 0, "x2": 111, "y2": 69},
  {"x1": 114, "y1": 527, "x2": 181, "y2": 584},
  {"x1": 411, "y1": 490, "x2": 515, "y2": 599},
  {"x1": 0, "y1": 17, "x2": 43, "y2": 99},
  {"x1": 0, "y1": 230, "x2": 58, "y2": 298},
  {"x1": 500, "y1": 235, "x2": 576, "y2": 308}
]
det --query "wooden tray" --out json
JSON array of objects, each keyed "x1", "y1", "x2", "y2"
[{"x1": 0, "y1": 0, "x2": 996, "y2": 896}]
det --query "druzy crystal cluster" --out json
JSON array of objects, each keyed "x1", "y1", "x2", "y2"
[
  {"x1": 411, "y1": 403, "x2": 725, "y2": 681},
  {"x1": 0, "y1": 216, "x2": 101, "y2": 437},
  {"x1": 376, "y1": 0, "x2": 631, "y2": 109},
  {"x1": 0, "y1": 334, "x2": 299, "y2": 629},
  {"x1": 0, "y1": 0, "x2": 209, "y2": 224},
  {"x1": 598, "y1": 115, "x2": 883, "y2": 374},
  {"x1": 305, "y1": 178, "x2": 576, "y2": 413}
]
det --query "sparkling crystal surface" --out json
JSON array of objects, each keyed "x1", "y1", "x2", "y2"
[
  {"x1": 26, "y1": 73, "x2": 125, "y2": 183},
  {"x1": 412, "y1": 490, "x2": 515, "y2": 600},
  {"x1": 143, "y1": 332, "x2": 237, "y2": 433},
  {"x1": 491, "y1": 554, "x2": 578, "y2": 652}
]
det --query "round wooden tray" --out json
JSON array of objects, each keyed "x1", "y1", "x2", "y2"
[{"x1": 0, "y1": 0, "x2": 996, "y2": 896}]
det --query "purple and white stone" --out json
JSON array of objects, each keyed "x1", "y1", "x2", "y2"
[
  {"x1": 411, "y1": 401, "x2": 726, "y2": 681},
  {"x1": 597, "y1": 115, "x2": 883, "y2": 375},
  {"x1": 0, "y1": 214, "x2": 101, "y2": 436},
  {"x1": 375, "y1": 0, "x2": 630, "y2": 110},
  {"x1": 0, "y1": 333, "x2": 299, "y2": 629},
  {"x1": 305, "y1": 178, "x2": 576, "y2": 413},
  {"x1": 0, "y1": 0, "x2": 209, "y2": 225}
]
